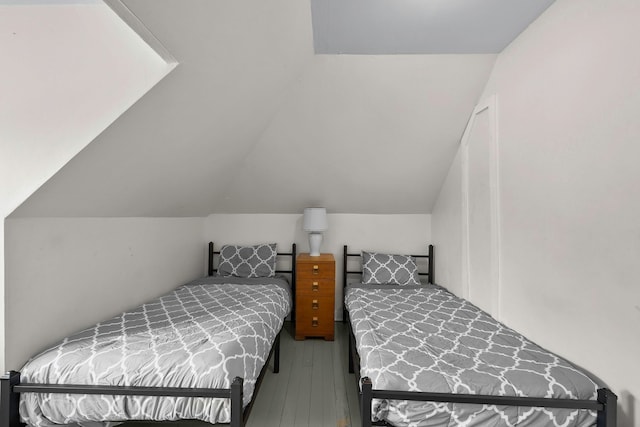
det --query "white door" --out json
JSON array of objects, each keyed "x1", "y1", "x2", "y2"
[{"x1": 462, "y1": 96, "x2": 500, "y2": 318}]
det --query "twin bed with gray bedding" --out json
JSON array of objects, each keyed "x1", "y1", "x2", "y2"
[
  {"x1": 2, "y1": 242, "x2": 296, "y2": 427},
  {"x1": 343, "y1": 245, "x2": 616, "y2": 427}
]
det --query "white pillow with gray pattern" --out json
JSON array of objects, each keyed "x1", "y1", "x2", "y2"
[
  {"x1": 362, "y1": 251, "x2": 421, "y2": 285},
  {"x1": 217, "y1": 243, "x2": 277, "y2": 278}
]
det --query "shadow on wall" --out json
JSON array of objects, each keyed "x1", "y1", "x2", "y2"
[
  {"x1": 619, "y1": 391, "x2": 635, "y2": 427},
  {"x1": 294, "y1": 216, "x2": 308, "y2": 254},
  {"x1": 567, "y1": 361, "x2": 635, "y2": 427}
]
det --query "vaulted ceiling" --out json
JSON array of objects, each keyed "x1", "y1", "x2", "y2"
[{"x1": 9, "y1": 0, "x2": 552, "y2": 217}]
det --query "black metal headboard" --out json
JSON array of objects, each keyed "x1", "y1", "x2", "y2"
[
  {"x1": 342, "y1": 244, "x2": 434, "y2": 321},
  {"x1": 208, "y1": 242, "x2": 297, "y2": 277}
]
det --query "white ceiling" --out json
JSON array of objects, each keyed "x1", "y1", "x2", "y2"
[
  {"x1": 9, "y1": 0, "x2": 515, "y2": 217},
  {"x1": 311, "y1": 0, "x2": 556, "y2": 54},
  {"x1": 0, "y1": 0, "x2": 170, "y2": 216}
]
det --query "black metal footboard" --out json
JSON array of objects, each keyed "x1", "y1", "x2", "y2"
[
  {"x1": 359, "y1": 377, "x2": 616, "y2": 427},
  {"x1": 0, "y1": 328, "x2": 283, "y2": 427},
  {"x1": 347, "y1": 313, "x2": 617, "y2": 427},
  {"x1": 0, "y1": 373, "x2": 244, "y2": 427}
]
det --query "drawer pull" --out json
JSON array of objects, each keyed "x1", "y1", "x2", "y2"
[
  {"x1": 312, "y1": 299, "x2": 319, "y2": 310},
  {"x1": 312, "y1": 282, "x2": 319, "y2": 291},
  {"x1": 312, "y1": 317, "x2": 319, "y2": 327},
  {"x1": 312, "y1": 265, "x2": 319, "y2": 274}
]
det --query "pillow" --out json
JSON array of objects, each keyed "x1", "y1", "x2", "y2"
[
  {"x1": 217, "y1": 243, "x2": 277, "y2": 278},
  {"x1": 362, "y1": 251, "x2": 421, "y2": 285}
]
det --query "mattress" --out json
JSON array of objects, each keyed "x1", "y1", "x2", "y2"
[
  {"x1": 345, "y1": 283, "x2": 598, "y2": 427},
  {"x1": 20, "y1": 275, "x2": 291, "y2": 427}
]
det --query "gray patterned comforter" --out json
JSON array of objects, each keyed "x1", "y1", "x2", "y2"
[
  {"x1": 345, "y1": 284, "x2": 598, "y2": 427},
  {"x1": 20, "y1": 276, "x2": 291, "y2": 427}
]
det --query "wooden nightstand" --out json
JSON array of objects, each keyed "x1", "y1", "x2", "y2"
[{"x1": 295, "y1": 253, "x2": 335, "y2": 341}]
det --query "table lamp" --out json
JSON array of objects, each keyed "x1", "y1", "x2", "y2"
[{"x1": 303, "y1": 207, "x2": 328, "y2": 256}]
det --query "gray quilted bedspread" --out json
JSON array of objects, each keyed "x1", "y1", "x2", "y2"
[
  {"x1": 345, "y1": 284, "x2": 599, "y2": 427},
  {"x1": 20, "y1": 276, "x2": 291, "y2": 426}
]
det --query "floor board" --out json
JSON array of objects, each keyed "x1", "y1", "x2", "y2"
[{"x1": 121, "y1": 321, "x2": 361, "y2": 427}]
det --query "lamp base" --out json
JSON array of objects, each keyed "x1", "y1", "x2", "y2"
[{"x1": 308, "y1": 232, "x2": 323, "y2": 257}]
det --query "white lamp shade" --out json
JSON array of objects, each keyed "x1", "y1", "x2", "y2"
[{"x1": 303, "y1": 207, "x2": 328, "y2": 232}]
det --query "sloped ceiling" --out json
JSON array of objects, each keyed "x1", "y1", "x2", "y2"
[
  {"x1": 11, "y1": 0, "x2": 497, "y2": 217},
  {"x1": 0, "y1": 0, "x2": 172, "y2": 217}
]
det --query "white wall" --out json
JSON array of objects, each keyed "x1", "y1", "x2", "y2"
[
  {"x1": 0, "y1": 1, "x2": 172, "y2": 372},
  {"x1": 0, "y1": 225, "x2": 5, "y2": 372},
  {"x1": 431, "y1": 0, "x2": 640, "y2": 424},
  {"x1": 431, "y1": 150, "x2": 463, "y2": 297},
  {"x1": 4, "y1": 217, "x2": 205, "y2": 369},
  {"x1": 205, "y1": 213, "x2": 431, "y2": 319}
]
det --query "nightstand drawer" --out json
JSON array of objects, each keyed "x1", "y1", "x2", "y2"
[
  {"x1": 296, "y1": 278, "x2": 334, "y2": 296},
  {"x1": 296, "y1": 295, "x2": 333, "y2": 313},
  {"x1": 296, "y1": 306, "x2": 334, "y2": 337},
  {"x1": 297, "y1": 261, "x2": 334, "y2": 280}
]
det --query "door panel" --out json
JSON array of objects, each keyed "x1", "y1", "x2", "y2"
[{"x1": 462, "y1": 96, "x2": 500, "y2": 318}]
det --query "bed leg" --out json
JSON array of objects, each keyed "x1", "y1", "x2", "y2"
[
  {"x1": 343, "y1": 245, "x2": 348, "y2": 323},
  {"x1": 230, "y1": 377, "x2": 244, "y2": 427},
  {"x1": 0, "y1": 371, "x2": 20, "y2": 427},
  {"x1": 273, "y1": 332, "x2": 281, "y2": 374},
  {"x1": 348, "y1": 328, "x2": 354, "y2": 374},
  {"x1": 596, "y1": 388, "x2": 617, "y2": 427},
  {"x1": 208, "y1": 242, "x2": 214, "y2": 276},
  {"x1": 348, "y1": 319, "x2": 356, "y2": 374},
  {"x1": 360, "y1": 377, "x2": 372, "y2": 427}
]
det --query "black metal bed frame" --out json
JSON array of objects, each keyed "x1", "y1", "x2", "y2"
[
  {"x1": 342, "y1": 244, "x2": 617, "y2": 427},
  {"x1": 1, "y1": 242, "x2": 297, "y2": 427}
]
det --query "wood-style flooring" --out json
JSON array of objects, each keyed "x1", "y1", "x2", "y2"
[{"x1": 121, "y1": 321, "x2": 362, "y2": 427}]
